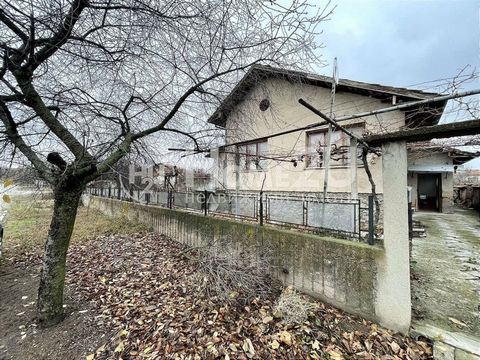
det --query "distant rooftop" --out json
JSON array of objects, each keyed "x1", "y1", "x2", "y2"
[{"x1": 408, "y1": 141, "x2": 480, "y2": 165}]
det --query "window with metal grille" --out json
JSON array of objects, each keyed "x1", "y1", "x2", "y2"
[
  {"x1": 306, "y1": 124, "x2": 364, "y2": 168},
  {"x1": 236, "y1": 140, "x2": 268, "y2": 171}
]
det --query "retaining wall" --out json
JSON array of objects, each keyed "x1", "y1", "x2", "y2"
[{"x1": 83, "y1": 195, "x2": 392, "y2": 328}]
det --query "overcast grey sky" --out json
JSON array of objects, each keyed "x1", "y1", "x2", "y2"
[
  {"x1": 319, "y1": 0, "x2": 478, "y2": 87},
  {"x1": 316, "y1": 0, "x2": 480, "y2": 167}
]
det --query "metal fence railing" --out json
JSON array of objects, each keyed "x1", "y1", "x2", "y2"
[
  {"x1": 208, "y1": 192, "x2": 258, "y2": 221},
  {"x1": 85, "y1": 187, "x2": 372, "y2": 243},
  {"x1": 265, "y1": 195, "x2": 361, "y2": 239}
]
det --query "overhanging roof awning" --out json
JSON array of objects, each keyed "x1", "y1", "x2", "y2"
[{"x1": 408, "y1": 164, "x2": 461, "y2": 173}]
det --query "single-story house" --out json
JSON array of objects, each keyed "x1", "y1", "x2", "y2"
[{"x1": 207, "y1": 65, "x2": 474, "y2": 214}]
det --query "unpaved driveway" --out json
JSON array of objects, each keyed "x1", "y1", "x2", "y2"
[{"x1": 411, "y1": 208, "x2": 480, "y2": 337}]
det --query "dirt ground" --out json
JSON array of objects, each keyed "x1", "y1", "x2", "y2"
[
  {"x1": 0, "y1": 259, "x2": 111, "y2": 360},
  {"x1": 411, "y1": 208, "x2": 480, "y2": 337},
  {"x1": 0, "y1": 196, "x2": 435, "y2": 359},
  {"x1": 0, "y1": 233, "x2": 436, "y2": 360},
  {"x1": 0, "y1": 195, "x2": 145, "y2": 360}
]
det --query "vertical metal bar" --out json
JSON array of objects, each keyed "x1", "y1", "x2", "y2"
[
  {"x1": 408, "y1": 199, "x2": 413, "y2": 259},
  {"x1": 235, "y1": 148, "x2": 240, "y2": 218},
  {"x1": 353, "y1": 200, "x2": 357, "y2": 238},
  {"x1": 304, "y1": 199, "x2": 308, "y2": 227},
  {"x1": 408, "y1": 201, "x2": 413, "y2": 240},
  {"x1": 357, "y1": 199, "x2": 361, "y2": 241},
  {"x1": 0, "y1": 224, "x2": 4, "y2": 258},
  {"x1": 259, "y1": 191, "x2": 264, "y2": 226},
  {"x1": 368, "y1": 195, "x2": 375, "y2": 245},
  {"x1": 265, "y1": 194, "x2": 269, "y2": 223},
  {"x1": 204, "y1": 190, "x2": 208, "y2": 216}
]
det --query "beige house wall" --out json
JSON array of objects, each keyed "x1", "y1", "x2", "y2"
[{"x1": 219, "y1": 78, "x2": 407, "y2": 195}]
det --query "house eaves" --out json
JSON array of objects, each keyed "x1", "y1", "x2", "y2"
[{"x1": 208, "y1": 64, "x2": 446, "y2": 128}]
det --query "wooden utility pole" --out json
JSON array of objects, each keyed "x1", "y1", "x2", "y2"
[{"x1": 322, "y1": 58, "x2": 338, "y2": 201}]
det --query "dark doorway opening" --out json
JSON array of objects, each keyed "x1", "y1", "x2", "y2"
[{"x1": 417, "y1": 173, "x2": 442, "y2": 211}]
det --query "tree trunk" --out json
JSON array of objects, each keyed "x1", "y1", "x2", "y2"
[{"x1": 37, "y1": 183, "x2": 84, "y2": 327}]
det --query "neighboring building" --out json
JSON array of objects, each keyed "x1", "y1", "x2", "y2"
[
  {"x1": 407, "y1": 142, "x2": 478, "y2": 213},
  {"x1": 454, "y1": 169, "x2": 480, "y2": 212},
  {"x1": 455, "y1": 168, "x2": 480, "y2": 185},
  {"x1": 208, "y1": 65, "x2": 452, "y2": 213}
]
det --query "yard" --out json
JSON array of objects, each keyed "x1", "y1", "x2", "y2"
[
  {"x1": 0, "y1": 195, "x2": 434, "y2": 359},
  {"x1": 411, "y1": 208, "x2": 480, "y2": 337}
]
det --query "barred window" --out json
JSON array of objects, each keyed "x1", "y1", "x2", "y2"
[
  {"x1": 306, "y1": 125, "x2": 364, "y2": 168},
  {"x1": 237, "y1": 140, "x2": 268, "y2": 171}
]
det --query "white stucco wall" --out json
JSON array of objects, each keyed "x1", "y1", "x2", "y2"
[
  {"x1": 376, "y1": 141, "x2": 411, "y2": 333},
  {"x1": 219, "y1": 78, "x2": 407, "y2": 194}
]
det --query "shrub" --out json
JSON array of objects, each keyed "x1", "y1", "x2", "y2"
[
  {"x1": 273, "y1": 286, "x2": 314, "y2": 324},
  {"x1": 187, "y1": 236, "x2": 274, "y2": 304}
]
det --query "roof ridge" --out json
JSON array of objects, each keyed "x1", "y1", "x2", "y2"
[
  {"x1": 251, "y1": 64, "x2": 442, "y2": 97},
  {"x1": 208, "y1": 64, "x2": 447, "y2": 127}
]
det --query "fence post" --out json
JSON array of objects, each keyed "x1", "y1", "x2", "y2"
[
  {"x1": 0, "y1": 223, "x2": 3, "y2": 258},
  {"x1": 408, "y1": 200, "x2": 413, "y2": 259},
  {"x1": 108, "y1": 187, "x2": 111, "y2": 198},
  {"x1": 168, "y1": 189, "x2": 173, "y2": 209},
  {"x1": 368, "y1": 195, "x2": 375, "y2": 245},
  {"x1": 259, "y1": 191, "x2": 264, "y2": 226},
  {"x1": 303, "y1": 199, "x2": 307, "y2": 226},
  {"x1": 204, "y1": 190, "x2": 208, "y2": 216},
  {"x1": 408, "y1": 202, "x2": 413, "y2": 240}
]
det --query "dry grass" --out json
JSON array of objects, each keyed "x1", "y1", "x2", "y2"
[
  {"x1": 274, "y1": 286, "x2": 315, "y2": 324},
  {"x1": 3, "y1": 195, "x2": 148, "y2": 255},
  {"x1": 190, "y1": 236, "x2": 275, "y2": 304}
]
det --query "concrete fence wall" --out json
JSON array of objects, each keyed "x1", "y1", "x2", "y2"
[{"x1": 82, "y1": 194, "x2": 408, "y2": 332}]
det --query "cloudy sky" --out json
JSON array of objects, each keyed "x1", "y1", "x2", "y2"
[{"x1": 316, "y1": 0, "x2": 480, "y2": 167}]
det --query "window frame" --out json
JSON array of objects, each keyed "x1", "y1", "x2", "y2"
[
  {"x1": 236, "y1": 140, "x2": 268, "y2": 172},
  {"x1": 305, "y1": 123, "x2": 365, "y2": 169}
]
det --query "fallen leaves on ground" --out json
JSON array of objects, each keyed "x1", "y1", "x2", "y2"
[{"x1": 64, "y1": 233, "x2": 433, "y2": 359}]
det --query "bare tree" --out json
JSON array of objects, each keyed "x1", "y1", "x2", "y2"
[{"x1": 0, "y1": 0, "x2": 332, "y2": 326}]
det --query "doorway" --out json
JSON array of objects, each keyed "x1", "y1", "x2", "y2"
[{"x1": 417, "y1": 173, "x2": 441, "y2": 211}]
